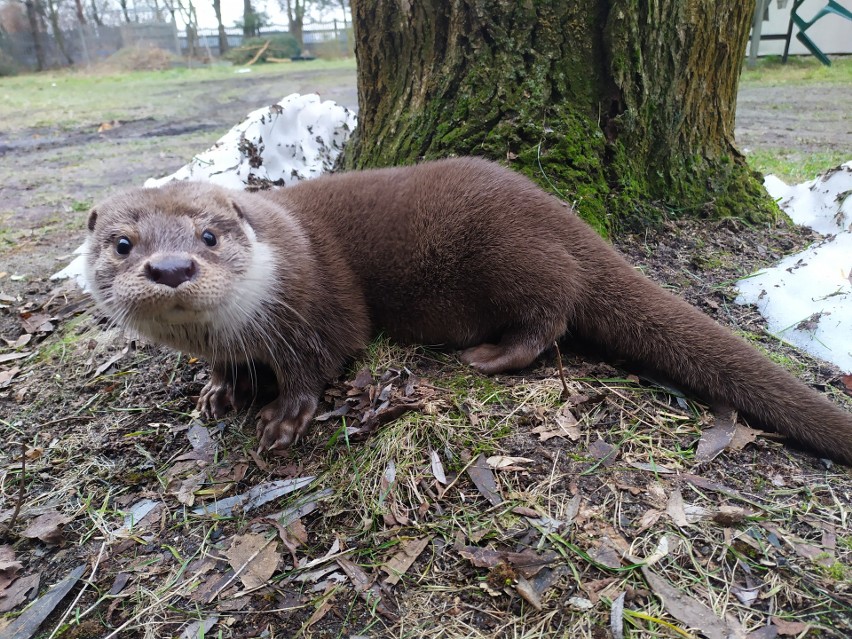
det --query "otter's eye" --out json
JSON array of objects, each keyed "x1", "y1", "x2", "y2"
[
  {"x1": 116, "y1": 236, "x2": 133, "y2": 256},
  {"x1": 201, "y1": 230, "x2": 217, "y2": 247}
]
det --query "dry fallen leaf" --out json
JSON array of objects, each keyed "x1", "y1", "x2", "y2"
[
  {"x1": 770, "y1": 617, "x2": 810, "y2": 636},
  {"x1": 192, "y1": 476, "x2": 315, "y2": 516},
  {"x1": 695, "y1": 410, "x2": 737, "y2": 462},
  {"x1": 0, "y1": 573, "x2": 40, "y2": 613},
  {"x1": 0, "y1": 366, "x2": 20, "y2": 388},
  {"x1": 458, "y1": 546, "x2": 558, "y2": 579},
  {"x1": 486, "y1": 455, "x2": 534, "y2": 470},
  {"x1": 337, "y1": 557, "x2": 398, "y2": 620},
  {"x1": 514, "y1": 574, "x2": 542, "y2": 610},
  {"x1": 534, "y1": 405, "x2": 583, "y2": 441},
  {"x1": 381, "y1": 536, "x2": 431, "y2": 585},
  {"x1": 179, "y1": 615, "x2": 218, "y2": 639},
  {"x1": 92, "y1": 345, "x2": 130, "y2": 377},
  {"x1": 666, "y1": 489, "x2": 689, "y2": 527},
  {"x1": 430, "y1": 450, "x2": 447, "y2": 484},
  {"x1": 730, "y1": 424, "x2": 763, "y2": 451},
  {"x1": 174, "y1": 423, "x2": 217, "y2": 463},
  {"x1": 467, "y1": 454, "x2": 502, "y2": 506},
  {"x1": 590, "y1": 540, "x2": 623, "y2": 569},
  {"x1": 20, "y1": 312, "x2": 54, "y2": 334},
  {"x1": 224, "y1": 532, "x2": 279, "y2": 590},
  {"x1": 643, "y1": 568, "x2": 744, "y2": 639},
  {"x1": 611, "y1": 591, "x2": 626, "y2": 639},
  {"x1": 0, "y1": 545, "x2": 23, "y2": 591},
  {"x1": 21, "y1": 511, "x2": 73, "y2": 545},
  {"x1": 0, "y1": 352, "x2": 31, "y2": 365},
  {"x1": 588, "y1": 438, "x2": 617, "y2": 465}
]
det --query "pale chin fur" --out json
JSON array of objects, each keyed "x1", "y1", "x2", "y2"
[{"x1": 211, "y1": 236, "x2": 275, "y2": 334}]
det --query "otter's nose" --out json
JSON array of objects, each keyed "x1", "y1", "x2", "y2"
[{"x1": 145, "y1": 256, "x2": 197, "y2": 288}]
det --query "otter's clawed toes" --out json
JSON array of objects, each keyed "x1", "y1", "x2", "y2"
[
  {"x1": 256, "y1": 394, "x2": 318, "y2": 454},
  {"x1": 197, "y1": 379, "x2": 234, "y2": 419}
]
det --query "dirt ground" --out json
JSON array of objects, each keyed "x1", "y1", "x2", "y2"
[
  {"x1": 1, "y1": 62, "x2": 851, "y2": 639},
  {"x1": 735, "y1": 83, "x2": 851, "y2": 154}
]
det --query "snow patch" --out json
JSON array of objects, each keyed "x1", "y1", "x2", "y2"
[
  {"x1": 144, "y1": 93, "x2": 357, "y2": 189},
  {"x1": 736, "y1": 162, "x2": 852, "y2": 373}
]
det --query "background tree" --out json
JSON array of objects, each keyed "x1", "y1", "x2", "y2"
[
  {"x1": 279, "y1": 0, "x2": 303, "y2": 49},
  {"x1": 212, "y1": 0, "x2": 227, "y2": 54},
  {"x1": 241, "y1": 0, "x2": 260, "y2": 38},
  {"x1": 88, "y1": 0, "x2": 102, "y2": 26},
  {"x1": 23, "y1": 0, "x2": 45, "y2": 69},
  {"x1": 45, "y1": 0, "x2": 72, "y2": 64},
  {"x1": 344, "y1": 0, "x2": 773, "y2": 233}
]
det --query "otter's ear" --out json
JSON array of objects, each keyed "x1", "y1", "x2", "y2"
[
  {"x1": 230, "y1": 200, "x2": 245, "y2": 219},
  {"x1": 87, "y1": 209, "x2": 98, "y2": 232}
]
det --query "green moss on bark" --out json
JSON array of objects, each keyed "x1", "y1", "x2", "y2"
[{"x1": 345, "y1": 0, "x2": 779, "y2": 236}]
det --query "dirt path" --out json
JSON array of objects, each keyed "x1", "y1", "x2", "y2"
[{"x1": 735, "y1": 83, "x2": 852, "y2": 153}]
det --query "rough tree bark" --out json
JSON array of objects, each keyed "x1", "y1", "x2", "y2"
[{"x1": 343, "y1": 0, "x2": 773, "y2": 233}]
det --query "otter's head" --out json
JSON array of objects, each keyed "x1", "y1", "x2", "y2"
[{"x1": 83, "y1": 182, "x2": 275, "y2": 356}]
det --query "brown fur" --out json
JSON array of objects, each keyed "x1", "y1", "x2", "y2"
[{"x1": 84, "y1": 157, "x2": 852, "y2": 462}]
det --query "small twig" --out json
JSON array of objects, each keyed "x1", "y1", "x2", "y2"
[
  {"x1": 554, "y1": 342, "x2": 570, "y2": 400},
  {"x1": 38, "y1": 415, "x2": 95, "y2": 428},
  {"x1": 47, "y1": 541, "x2": 106, "y2": 639},
  {"x1": 3, "y1": 442, "x2": 27, "y2": 535}
]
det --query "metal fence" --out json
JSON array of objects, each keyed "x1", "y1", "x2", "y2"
[
  {"x1": 0, "y1": 20, "x2": 351, "y2": 71},
  {"x1": 0, "y1": 22, "x2": 179, "y2": 70},
  {"x1": 186, "y1": 20, "x2": 352, "y2": 57}
]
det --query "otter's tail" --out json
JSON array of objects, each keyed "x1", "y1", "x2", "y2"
[{"x1": 570, "y1": 236, "x2": 852, "y2": 465}]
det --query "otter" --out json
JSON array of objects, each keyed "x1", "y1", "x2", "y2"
[{"x1": 83, "y1": 158, "x2": 852, "y2": 463}]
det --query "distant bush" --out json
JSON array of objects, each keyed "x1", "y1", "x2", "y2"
[{"x1": 224, "y1": 35, "x2": 300, "y2": 65}]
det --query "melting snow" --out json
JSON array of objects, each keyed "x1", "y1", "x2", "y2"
[
  {"x1": 736, "y1": 163, "x2": 852, "y2": 373},
  {"x1": 145, "y1": 93, "x2": 357, "y2": 189}
]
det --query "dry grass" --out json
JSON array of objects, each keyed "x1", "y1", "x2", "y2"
[{"x1": 1, "y1": 221, "x2": 851, "y2": 638}]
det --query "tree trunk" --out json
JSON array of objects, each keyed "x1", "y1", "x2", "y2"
[
  {"x1": 46, "y1": 0, "x2": 73, "y2": 65},
  {"x1": 74, "y1": 0, "x2": 86, "y2": 24},
  {"x1": 89, "y1": 0, "x2": 103, "y2": 26},
  {"x1": 25, "y1": 0, "x2": 46, "y2": 71},
  {"x1": 344, "y1": 0, "x2": 773, "y2": 234},
  {"x1": 284, "y1": 0, "x2": 304, "y2": 50},
  {"x1": 243, "y1": 0, "x2": 257, "y2": 38},
  {"x1": 212, "y1": 0, "x2": 229, "y2": 54}
]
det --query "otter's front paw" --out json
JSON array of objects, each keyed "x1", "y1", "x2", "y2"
[
  {"x1": 256, "y1": 394, "x2": 319, "y2": 454},
  {"x1": 198, "y1": 378, "x2": 235, "y2": 419}
]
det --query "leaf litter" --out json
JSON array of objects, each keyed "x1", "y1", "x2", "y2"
[{"x1": 1, "y1": 201, "x2": 851, "y2": 638}]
